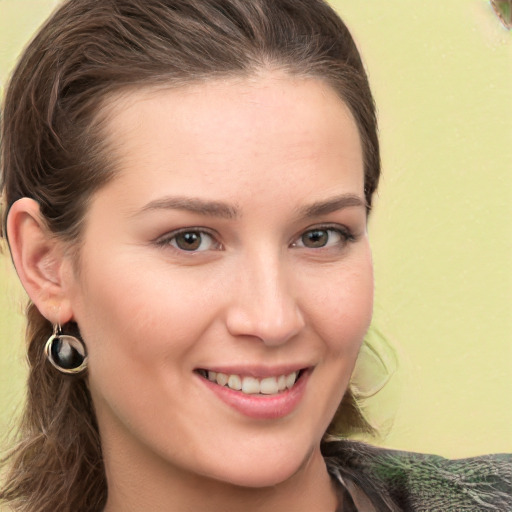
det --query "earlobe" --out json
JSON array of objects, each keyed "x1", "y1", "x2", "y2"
[{"x1": 6, "y1": 198, "x2": 74, "y2": 325}]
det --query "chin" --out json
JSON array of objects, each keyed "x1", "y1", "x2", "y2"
[
  {"x1": 202, "y1": 441, "x2": 316, "y2": 489},
  {"x1": 212, "y1": 466, "x2": 299, "y2": 489}
]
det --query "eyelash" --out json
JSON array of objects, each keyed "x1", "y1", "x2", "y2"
[
  {"x1": 291, "y1": 224, "x2": 355, "y2": 250},
  {"x1": 155, "y1": 228, "x2": 221, "y2": 252},
  {"x1": 155, "y1": 224, "x2": 355, "y2": 253}
]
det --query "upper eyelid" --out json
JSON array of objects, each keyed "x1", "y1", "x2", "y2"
[
  {"x1": 300, "y1": 222, "x2": 351, "y2": 232},
  {"x1": 290, "y1": 223, "x2": 352, "y2": 244}
]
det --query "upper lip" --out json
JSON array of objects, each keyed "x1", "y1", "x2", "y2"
[{"x1": 195, "y1": 364, "x2": 312, "y2": 378}]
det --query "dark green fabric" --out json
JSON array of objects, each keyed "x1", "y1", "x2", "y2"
[{"x1": 322, "y1": 439, "x2": 512, "y2": 511}]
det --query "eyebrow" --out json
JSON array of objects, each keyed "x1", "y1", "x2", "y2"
[
  {"x1": 135, "y1": 196, "x2": 239, "y2": 219},
  {"x1": 299, "y1": 194, "x2": 367, "y2": 217},
  {"x1": 134, "y1": 193, "x2": 366, "y2": 220}
]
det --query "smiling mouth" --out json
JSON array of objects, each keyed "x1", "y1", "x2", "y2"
[{"x1": 195, "y1": 369, "x2": 306, "y2": 396}]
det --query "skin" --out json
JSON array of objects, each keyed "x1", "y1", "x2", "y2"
[{"x1": 9, "y1": 72, "x2": 373, "y2": 511}]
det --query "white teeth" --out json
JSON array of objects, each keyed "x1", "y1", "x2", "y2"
[
  {"x1": 242, "y1": 376, "x2": 260, "y2": 394},
  {"x1": 286, "y1": 372, "x2": 297, "y2": 390},
  {"x1": 260, "y1": 377, "x2": 279, "y2": 395},
  {"x1": 205, "y1": 370, "x2": 300, "y2": 395},
  {"x1": 216, "y1": 373, "x2": 228, "y2": 386},
  {"x1": 227, "y1": 374, "x2": 242, "y2": 391}
]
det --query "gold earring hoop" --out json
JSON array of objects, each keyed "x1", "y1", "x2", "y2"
[{"x1": 44, "y1": 324, "x2": 88, "y2": 375}]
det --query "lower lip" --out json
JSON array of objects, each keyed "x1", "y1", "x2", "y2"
[{"x1": 199, "y1": 371, "x2": 310, "y2": 420}]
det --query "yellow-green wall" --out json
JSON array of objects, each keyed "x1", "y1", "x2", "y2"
[{"x1": 1, "y1": 0, "x2": 510, "y2": 459}]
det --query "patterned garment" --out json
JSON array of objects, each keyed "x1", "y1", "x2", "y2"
[{"x1": 322, "y1": 439, "x2": 512, "y2": 511}]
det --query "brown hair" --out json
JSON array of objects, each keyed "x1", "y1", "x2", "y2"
[{"x1": 0, "y1": 1, "x2": 380, "y2": 510}]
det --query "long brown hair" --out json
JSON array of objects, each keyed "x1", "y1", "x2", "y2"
[{"x1": 0, "y1": 1, "x2": 380, "y2": 510}]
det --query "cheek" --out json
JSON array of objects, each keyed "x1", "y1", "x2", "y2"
[
  {"x1": 307, "y1": 253, "x2": 374, "y2": 356},
  {"x1": 69, "y1": 265, "x2": 164, "y2": 385},
  {"x1": 74, "y1": 255, "x2": 201, "y2": 339},
  {"x1": 301, "y1": 252, "x2": 373, "y2": 434},
  {"x1": 73, "y1": 263, "x2": 209, "y2": 425}
]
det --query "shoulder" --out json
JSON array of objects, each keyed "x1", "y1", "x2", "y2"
[{"x1": 322, "y1": 438, "x2": 512, "y2": 511}]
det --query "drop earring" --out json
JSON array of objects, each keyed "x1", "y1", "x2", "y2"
[{"x1": 44, "y1": 324, "x2": 88, "y2": 375}]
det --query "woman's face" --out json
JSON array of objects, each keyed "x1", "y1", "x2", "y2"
[{"x1": 64, "y1": 73, "x2": 373, "y2": 488}]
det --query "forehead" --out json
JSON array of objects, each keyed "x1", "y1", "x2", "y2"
[{"x1": 96, "y1": 72, "x2": 364, "y2": 208}]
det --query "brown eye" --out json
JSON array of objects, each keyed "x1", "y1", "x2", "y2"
[
  {"x1": 175, "y1": 232, "x2": 202, "y2": 251},
  {"x1": 301, "y1": 229, "x2": 330, "y2": 248},
  {"x1": 293, "y1": 227, "x2": 351, "y2": 250},
  {"x1": 162, "y1": 230, "x2": 218, "y2": 252}
]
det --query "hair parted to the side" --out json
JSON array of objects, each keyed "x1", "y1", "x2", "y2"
[{"x1": 0, "y1": 1, "x2": 381, "y2": 510}]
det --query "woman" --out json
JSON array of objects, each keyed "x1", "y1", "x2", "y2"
[{"x1": 0, "y1": 1, "x2": 510, "y2": 511}]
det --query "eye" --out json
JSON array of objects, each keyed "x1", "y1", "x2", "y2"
[
  {"x1": 292, "y1": 226, "x2": 352, "y2": 249},
  {"x1": 157, "y1": 229, "x2": 220, "y2": 252}
]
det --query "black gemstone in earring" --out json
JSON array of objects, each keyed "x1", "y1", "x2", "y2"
[{"x1": 45, "y1": 326, "x2": 88, "y2": 375}]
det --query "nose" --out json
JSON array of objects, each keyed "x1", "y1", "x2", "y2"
[{"x1": 224, "y1": 252, "x2": 306, "y2": 347}]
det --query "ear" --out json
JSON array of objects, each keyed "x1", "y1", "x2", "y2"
[{"x1": 6, "y1": 198, "x2": 74, "y2": 325}]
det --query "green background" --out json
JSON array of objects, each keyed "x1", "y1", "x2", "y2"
[{"x1": 1, "y1": 0, "x2": 511, "y2": 459}]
